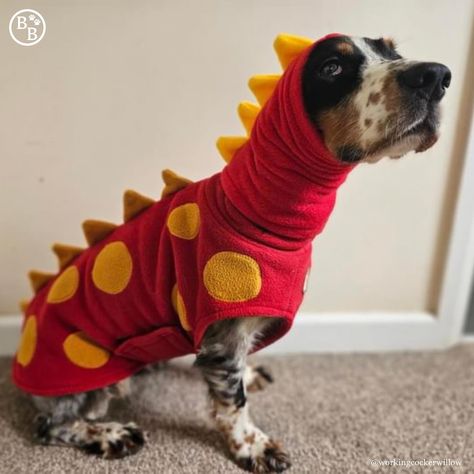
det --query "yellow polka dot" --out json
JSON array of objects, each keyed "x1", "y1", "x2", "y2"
[
  {"x1": 17, "y1": 316, "x2": 37, "y2": 367},
  {"x1": 167, "y1": 203, "x2": 200, "y2": 240},
  {"x1": 171, "y1": 284, "x2": 191, "y2": 331},
  {"x1": 63, "y1": 332, "x2": 110, "y2": 369},
  {"x1": 203, "y1": 251, "x2": 262, "y2": 302},
  {"x1": 92, "y1": 241, "x2": 133, "y2": 294},
  {"x1": 47, "y1": 266, "x2": 79, "y2": 304}
]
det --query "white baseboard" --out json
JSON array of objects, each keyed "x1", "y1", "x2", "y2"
[
  {"x1": 0, "y1": 311, "x2": 461, "y2": 357},
  {"x1": 263, "y1": 311, "x2": 453, "y2": 354},
  {"x1": 0, "y1": 315, "x2": 22, "y2": 356},
  {"x1": 461, "y1": 334, "x2": 474, "y2": 343}
]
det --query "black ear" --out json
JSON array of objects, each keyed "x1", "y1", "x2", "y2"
[
  {"x1": 364, "y1": 37, "x2": 402, "y2": 60},
  {"x1": 337, "y1": 146, "x2": 364, "y2": 163}
]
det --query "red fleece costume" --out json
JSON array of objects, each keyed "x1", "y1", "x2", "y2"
[{"x1": 13, "y1": 33, "x2": 354, "y2": 396}]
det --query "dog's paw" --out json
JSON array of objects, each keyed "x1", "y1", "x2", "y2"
[
  {"x1": 236, "y1": 440, "x2": 291, "y2": 473},
  {"x1": 81, "y1": 421, "x2": 146, "y2": 459},
  {"x1": 246, "y1": 365, "x2": 274, "y2": 393},
  {"x1": 231, "y1": 430, "x2": 290, "y2": 473}
]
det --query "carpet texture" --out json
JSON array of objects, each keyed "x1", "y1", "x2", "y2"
[{"x1": 1, "y1": 345, "x2": 474, "y2": 473}]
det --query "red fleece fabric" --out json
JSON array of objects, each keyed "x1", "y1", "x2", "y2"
[{"x1": 13, "y1": 33, "x2": 354, "y2": 396}]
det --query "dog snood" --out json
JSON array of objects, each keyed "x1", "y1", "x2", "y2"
[{"x1": 13, "y1": 33, "x2": 356, "y2": 396}]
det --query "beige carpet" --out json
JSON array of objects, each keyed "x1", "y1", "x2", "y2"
[{"x1": 1, "y1": 345, "x2": 474, "y2": 473}]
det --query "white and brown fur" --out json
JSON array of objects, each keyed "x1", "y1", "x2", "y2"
[{"x1": 29, "y1": 35, "x2": 450, "y2": 472}]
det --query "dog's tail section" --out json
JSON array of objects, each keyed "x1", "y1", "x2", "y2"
[
  {"x1": 23, "y1": 171, "x2": 193, "y2": 303},
  {"x1": 215, "y1": 33, "x2": 313, "y2": 165},
  {"x1": 23, "y1": 189, "x2": 157, "y2": 302}
]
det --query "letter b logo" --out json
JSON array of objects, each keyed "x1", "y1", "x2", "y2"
[{"x1": 9, "y1": 10, "x2": 46, "y2": 46}]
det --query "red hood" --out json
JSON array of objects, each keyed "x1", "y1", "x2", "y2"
[{"x1": 221, "y1": 33, "x2": 355, "y2": 248}]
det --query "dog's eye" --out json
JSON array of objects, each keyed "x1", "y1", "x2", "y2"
[{"x1": 320, "y1": 59, "x2": 342, "y2": 78}]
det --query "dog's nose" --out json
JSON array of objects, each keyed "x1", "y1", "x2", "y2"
[{"x1": 398, "y1": 62, "x2": 451, "y2": 101}]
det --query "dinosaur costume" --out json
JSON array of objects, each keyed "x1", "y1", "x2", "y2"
[{"x1": 13, "y1": 33, "x2": 354, "y2": 396}]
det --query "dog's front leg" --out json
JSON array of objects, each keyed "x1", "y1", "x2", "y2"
[{"x1": 195, "y1": 318, "x2": 290, "y2": 473}]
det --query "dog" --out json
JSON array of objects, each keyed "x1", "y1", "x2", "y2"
[{"x1": 16, "y1": 33, "x2": 450, "y2": 473}]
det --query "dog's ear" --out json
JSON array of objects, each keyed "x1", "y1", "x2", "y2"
[{"x1": 382, "y1": 37, "x2": 397, "y2": 51}]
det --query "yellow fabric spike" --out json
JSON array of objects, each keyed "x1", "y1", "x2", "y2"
[
  {"x1": 19, "y1": 299, "x2": 30, "y2": 313},
  {"x1": 238, "y1": 102, "x2": 260, "y2": 135},
  {"x1": 274, "y1": 33, "x2": 313, "y2": 69},
  {"x1": 28, "y1": 270, "x2": 55, "y2": 293},
  {"x1": 216, "y1": 136, "x2": 248, "y2": 164},
  {"x1": 161, "y1": 169, "x2": 193, "y2": 198},
  {"x1": 82, "y1": 220, "x2": 118, "y2": 247},
  {"x1": 52, "y1": 243, "x2": 84, "y2": 270},
  {"x1": 248, "y1": 75, "x2": 281, "y2": 106},
  {"x1": 123, "y1": 190, "x2": 155, "y2": 222}
]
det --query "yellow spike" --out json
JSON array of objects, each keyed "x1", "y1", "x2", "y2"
[
  {"x1": 82, "y1": 220, "x2": 117, "y2": 246},
  {"x1": 123, "y1": 190, "x2": 155, "y2": 222},
  {"x1": 274, "y1": 33, "x2": 313, "y2": 69},
  {"x1": 248, "y1": 75, "x2": 281, "y2": 106},
  {"x1": 216, "y1": 136, "x2": 248, "y2": 163},
  {"x1": 161, "y1": 169, "x2": 193, "y2": 198},
  {"x1": 28, "y1": 270, "x2": 55, "y2": 293},
  {"x1": 19, "y1": 299, "x2": 30, "y2": 313},
  {"x1": 52, "y1": 243, "x2": 84, "y2": 270},
  {"x1": 238, "y1": 102, "x2": 260, "y2": 135}
]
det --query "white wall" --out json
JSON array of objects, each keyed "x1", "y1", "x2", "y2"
[{"x1": 0, "y1": 0, "x2": 473, "y2": 314}]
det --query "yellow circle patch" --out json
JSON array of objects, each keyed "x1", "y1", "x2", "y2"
[
  {"x1": 47, "y1": 266, "x2": 80, "y2": 304},
  {"x1": 92, "y1": 241, "x2": 133, "y2": 294},
  {"x1": 167, "y1": 203, "x2": 200, "y2": 240},
  {"x1": 171, "y1": 283, "x2": 191, "y2": 331},
  {"x1": 17, "y1": 316, "x2": 37, "y2": 367},
  {"x1": 63, "y1": 332, "x2": 110, "y2": 369},
  {"x1": 203, "y1": 251, "x2": 262, "y2": 302}
]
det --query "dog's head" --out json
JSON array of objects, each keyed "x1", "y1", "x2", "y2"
[{"x1": 302, "y1": 35, "x2": 451, "y2": 163}]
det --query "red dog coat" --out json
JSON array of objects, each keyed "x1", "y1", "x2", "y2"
[{"x1": 13, "y1": 33, "x2": 354, "y2": 396}]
